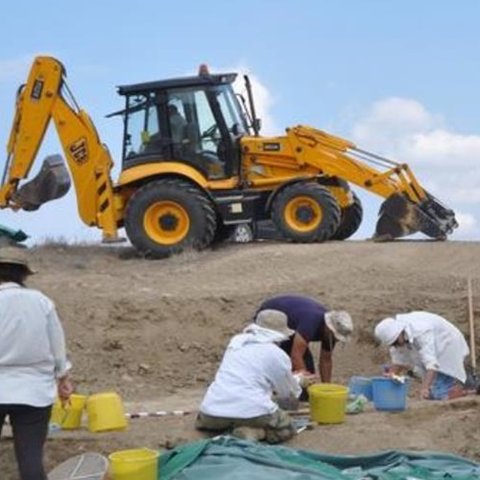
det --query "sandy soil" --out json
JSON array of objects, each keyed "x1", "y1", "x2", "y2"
[{"x1": 1, "y1": 240, "x2": 480, "y2": 478}]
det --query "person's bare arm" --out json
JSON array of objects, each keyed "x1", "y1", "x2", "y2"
[
  {"x1": 291, "y1": 333, "x2": 309, "y2": 372},
  {"x1": 57, "y1": 375, "x2": 74, "y2": 406},
  {"x1": 319, "y1": 349, "x2": 333, "y2": 383},
  {"x1": 384, "y1": 364, "x2": 410, "y2": 375},
  {"x1": 421, "y1": 369, "x2": 437, "y2": 399}
]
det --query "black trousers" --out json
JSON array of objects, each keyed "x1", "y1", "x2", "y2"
[
  {"x1": 279, "y1": 337, "x2": 315, "y2": 401},
  {"x1": 0, "y1": 404, "x2": 52, "y2": 480}
]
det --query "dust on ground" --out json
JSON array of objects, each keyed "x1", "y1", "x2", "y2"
[{"x1": 1, "y1": 240, "x2": 480, "y2": 478}]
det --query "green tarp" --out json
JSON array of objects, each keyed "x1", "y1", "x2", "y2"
[
  {"x1": 159, "y1": 436, "x2": 480, "y2": 479},
  {"x1": 0, "y1": 224, "x2": 28, "y2": 243}
]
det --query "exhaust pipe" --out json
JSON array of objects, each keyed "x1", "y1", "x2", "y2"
[
  {"x1": 13, "y1": 154, "x2": 71, "y2": 211},
  {"x1": 374, "y1": 192, "x2": 458, "y2": 241}
]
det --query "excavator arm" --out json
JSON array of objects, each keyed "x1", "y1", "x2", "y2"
[
  {"x1": 286, "y1": 126, "x2": 458, "y2": 240},
  {"x1": 244, "y1": 125, "x2": 458, "y2": 240},
  {"x1": 0, "y1": 56, "x2": 120, "y2": 241}
]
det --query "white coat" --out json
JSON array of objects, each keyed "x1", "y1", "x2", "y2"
[
  {"x1": 389, "y1": 311, "x2": 469, "y2": 383},
  {"x1": 0, "y1": 282, "x2": 70, "y2": 406},
  {"x1": 200, "y1": 324, "x2": 301, "y2": 418}
]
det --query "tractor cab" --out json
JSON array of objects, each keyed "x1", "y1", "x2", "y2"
[{"x1": 115, "y1": 68, "x2": 251, "y2": 180}]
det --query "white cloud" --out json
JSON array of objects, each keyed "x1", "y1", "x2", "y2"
[
  {"x1": 207, "y1": 63, "x2": 277, "y2": 136},
  {"x1": 350, "y1": 97, "x2": 480, "y2": 240},
  {"x1": 228, "y1": 65, "x2": 277, "y2": 136},
  {"x1": 233, "y1": 69, "x2": 278, "y2": 136},
  {"x1": 353, "y1": 98, "x2": 438, "y2": 137},
  {"x1": 456, "y1": 212, "x2": 477, "y2": 231},
  {"x1": 408, "y1": 130, "x2": 480, "y2": 168},
  {"x1": 183, "y1": 63, "x2": 277, "y2": 136},
  {"x1": 453, "y1": 212, "x2": 479, "y2": 240}
]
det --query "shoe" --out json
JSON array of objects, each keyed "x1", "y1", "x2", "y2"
[{"x1": 231, "y1": 426, "x2": 266, "y2": 441}]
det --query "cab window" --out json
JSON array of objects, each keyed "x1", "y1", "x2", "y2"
[
  {"x1": 124, "y1": 94, "x2": 163, "y2": 159},
  {"x1": 166, "y1": 88, "x2": 226, "y2": 179}
]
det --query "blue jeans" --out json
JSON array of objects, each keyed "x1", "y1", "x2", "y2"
[{"x1": 430, "y1": 372, "x2": 458, "y2": 400}]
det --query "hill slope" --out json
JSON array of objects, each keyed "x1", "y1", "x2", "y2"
[{"x1": 2, "y1": 240, "x2": 480, "y2": 476}]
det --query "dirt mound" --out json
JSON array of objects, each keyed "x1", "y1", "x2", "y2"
[{"x1": 1, "y1": 240, "x2": 480, "y2": 477}]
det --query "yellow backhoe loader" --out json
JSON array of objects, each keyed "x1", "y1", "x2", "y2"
[{"x1": 0, "y1": 56, "x2": 458, "y2": 256}]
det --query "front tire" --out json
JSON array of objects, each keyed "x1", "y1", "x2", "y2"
[
  {"x1": 271, "y1": 182, "x2": 341, "y2": 242},
  {"x1": 125, "y1": 179, "x2": 216, "y2": 257},
  {"x1": 331, "y1": 192, "x2": 363, "y2": 240}
]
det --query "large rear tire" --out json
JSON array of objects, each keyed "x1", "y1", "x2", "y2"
[
  {"x1": 125, "y1": 179, "x2": 216, "y2": 257},
  {"x1": 271, "y1": 182, "x2": 341, "y2": 242},
  {"x1": 331, "y1": 192, "x2": 363, "y2": 240}
]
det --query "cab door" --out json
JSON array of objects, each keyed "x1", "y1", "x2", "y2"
[{"x1": 165, "y1": 87, "x2": 240, "y2": 180}]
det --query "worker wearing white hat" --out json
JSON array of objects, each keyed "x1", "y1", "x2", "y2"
[
  {"x1": 196, "y1": 310, "x2": 302, "y2": 443},
  {"x1": 374, "y1": 311, "x2": 470, "y2": 400}
]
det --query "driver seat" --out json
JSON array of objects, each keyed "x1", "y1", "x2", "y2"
[{"x1": 184, "y1": 122, "x2": 200, "y2": 153}]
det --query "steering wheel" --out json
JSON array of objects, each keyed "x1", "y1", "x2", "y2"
[{"x1": 201, "y1": 124, "x2": 219, "y2": 140}]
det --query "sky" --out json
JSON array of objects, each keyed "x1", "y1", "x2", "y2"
[{"x1": 1, "y1": 0, "x2": 479, "y2": 244}]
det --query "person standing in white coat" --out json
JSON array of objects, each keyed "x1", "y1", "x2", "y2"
[
  {"x1": 374, "y1": 311, "x2": 470, "y2": 400},
  {"x1": 0, "y1": 248, "x2": 73, "y2": 480}
]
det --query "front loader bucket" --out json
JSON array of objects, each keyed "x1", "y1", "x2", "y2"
[
  {"x1": 13, "y1": 154, "x2": 71, "y2": 211},
  {"x1": 374, "y1": 192, "x2": 458, "y2": 241}
]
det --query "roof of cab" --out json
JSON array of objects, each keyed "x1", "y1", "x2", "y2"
[{"x1": 117, "y1": 73, "x2": 237, "y2": 96}]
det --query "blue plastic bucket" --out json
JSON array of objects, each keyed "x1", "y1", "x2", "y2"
[
  {"x1": 372, "y1": 377, "x2": 410, "y2": 412},
  {"x1": 348, "y1": 377, "x2": 373, "y2": 401}
]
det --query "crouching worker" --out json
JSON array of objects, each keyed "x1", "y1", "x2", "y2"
[
  {"x1": 196, "y1": 310, "x2": 301, "y2": 443},
  {"x1": 374, "y1": 311, "x2": 470, "y2": 400}
]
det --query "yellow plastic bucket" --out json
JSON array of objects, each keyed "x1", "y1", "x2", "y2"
[
  {"x1": 86, "y1": 392, "x2": 128, "y2": 433},
  {"x1": 308, "y1": 383, "x2": 349, "y2": 424},
  {"x1": 109, "y1": 448, "x2": 159, "y2": 480},
  {"x1": 50, "y1": 394, "x2": 87, "y2": 430}
]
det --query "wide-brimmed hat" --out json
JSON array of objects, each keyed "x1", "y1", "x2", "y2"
[
  {"x1": 374, "y1": 317, "x2": 404, "y2": 346},
  {"x1": 255, "y1": 309, "x2": 294, "y2": 338},
  {"x1": 325, "y1": 311, "x2": 353, "y2": 342},
  {"x1": 0, "y1": 247, "x2": 35, "y2": 274}
]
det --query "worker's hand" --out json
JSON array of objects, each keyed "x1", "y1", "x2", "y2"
[
  {"x1": 420, "y1": 386, "x2": 431, "y2": 400},
  {"x1": 382, "y1": 365, "x2": 393, "y2": 377},
  {"x1": 293, "y1": 369, "x2": 312, "y2": 376},
  {"x1": 294, "y1": 371, "x2": 319, "y2": 388},
  {"x1": 57, "y1": 376, "x2": 74, "y2": 406}
]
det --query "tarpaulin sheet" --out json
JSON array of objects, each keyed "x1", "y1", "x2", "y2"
[
  {"x1": 159, "y1": 436, "x2": 480, "y2": 479},
  {"x1": 0, "y1": 224, "x2": 28, "y2": 242}
]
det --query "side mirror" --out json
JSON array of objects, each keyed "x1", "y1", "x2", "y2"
[{"x1": 253, "y1": 118, "x2": 262, "y2": 133}]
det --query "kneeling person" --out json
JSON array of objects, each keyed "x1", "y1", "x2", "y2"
[
  {"x1": 196, "y1": 310, "x2": 301, "y2": 444},
  {"x1": 375, "y1": 311, "x2": 471, "y2": 400}
]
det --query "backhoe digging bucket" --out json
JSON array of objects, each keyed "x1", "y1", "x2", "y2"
[
  {"x1": 13, "y1": 154, "x2": 71, "y2": 211},
  {"x1": 374, "y1": 192, "x2": 458, "y2": 241}
]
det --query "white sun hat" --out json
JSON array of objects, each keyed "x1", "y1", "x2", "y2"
[
  {"x1": 0, "y1": 247, "x2": 35, "y2": 274},
  {"x1": 325, "y1": 311, "x2": 353, "y2": 342},
  {"x1": 255, "y1": 309, "x2": 295, "y2": 338},
  {"x1": 374, "y1": 317, "x2": 404, "y2": 346}
]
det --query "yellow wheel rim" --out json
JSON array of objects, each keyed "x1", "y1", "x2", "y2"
[
  {"x1": 143, "y1": 201, "x2": 190, "y2": 245},
  {"x1": 284, "y1": 196, "x2": 323, "y2": 232}
]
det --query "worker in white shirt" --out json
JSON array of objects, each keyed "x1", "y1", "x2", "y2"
[
  {"x1": 196, "y1": 310, "x2": 303, "y2": 443},
  {"x1": 0, "y1": 248, "x2": 73, "y2": 480},
  {"x1": 374, "y1": 311, "x2": 470, "y2": 400}
]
